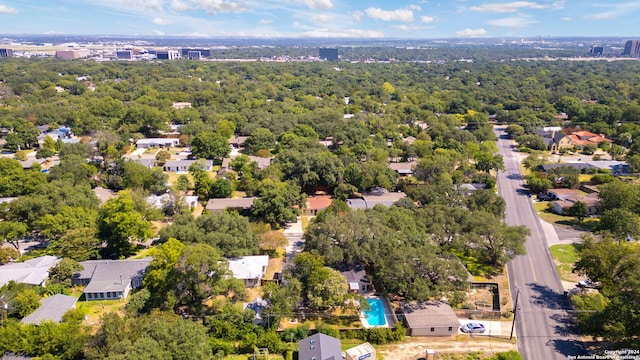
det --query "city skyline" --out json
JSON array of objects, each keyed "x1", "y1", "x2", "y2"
[{"x1": 1, "y1": 1, "x2": 640, "y2": 39}]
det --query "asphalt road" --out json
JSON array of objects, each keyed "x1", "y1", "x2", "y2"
[{"x1": 495, "y1": 127, "x2": 585, "y2": 359}]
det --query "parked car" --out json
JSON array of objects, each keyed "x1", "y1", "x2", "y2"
[
  {"x1": 460, "y1": 323, "x2": 486, "y2": 334},
  {"x1": 577, "y1": 279, "x2": 602, "y2": 289}
]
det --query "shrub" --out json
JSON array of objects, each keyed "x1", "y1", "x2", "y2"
[{"x1": 591, "y1": 174, "x2": 615, "y2": 184}]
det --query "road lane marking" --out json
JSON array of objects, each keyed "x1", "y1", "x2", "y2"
[{"x1": 529, "y1": 257, "x2": 537, "y2": 282}]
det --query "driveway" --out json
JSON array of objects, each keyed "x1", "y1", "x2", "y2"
[
  {"x1": 458, "y1": 319, "x2": 503, "y2": 336},
  {"x1": 283, "y1": 217, "x2": 304, "y2": 269}
]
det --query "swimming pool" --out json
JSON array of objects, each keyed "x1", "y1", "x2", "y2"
[{"x1": 362, "y1": 298, "x2": 388, "y2": 327}]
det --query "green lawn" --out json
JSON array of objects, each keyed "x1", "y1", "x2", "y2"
[{"x1": 549, "y1": 244, "x2": 581, "y2": 282}]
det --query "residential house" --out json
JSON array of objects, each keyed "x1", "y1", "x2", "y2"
[
  {"x1": 135, "y1": 138, "x2": 180, "y2": 149},
  {"x1": 345, "y1": 343, "x2": 376, "y2": 360},
  {"x1": 387, "y1": 161, "x2": 417, "y2": 177},
  {"x1": 172, "y1": 102, "x2": 192, "y2": 109},
  {"x1": 303, "y1": 195, "x2": 333, "y2": 216},
  {"x1": 21, "y1": 294, "x2": 77, "y2": 325},
  {"x1": 130, "y1": 158, "x2": 156, "y2": 169},
  {"x1": 340, "y1": 268, "x2": 372, "y2": 294},
  {"x1": 163, "y1": 159, "x2": 213, "y2": 173},
  {"x1": 218, "y1": 156, "x2": 272, "y2": 175},
  {"x1": 146, "y1": 193, "x2": 197, "y2": 209},
  {"x1": 361, "y1": 188, "x2": 406, "y2": 208},
  {"x1": 401, "y1": 301, "x2": 460, "y2": 336},
  {"x1": 243, "y1": 297, "x2": 268, "y2": 325},
  {"x1": 227, "y1": 255, "x2": 269, "y2": 288},
  {"x1": 298, "y1": 333, "x2": 342, "y2": 360},
  {"x1": 37, "y1": 126, "x2": 79, "y2": 146},
  {"x1": 73, "y1": 258, "x2": 152, "y2": 300},
  {"x1": 229, "y1": 135, "x2": 249, "y2": 150},
  {"x1": 538, "y1": 128, "x2": 613, "y2": 151},
  {"x1": 205, "y1": 197, "x2": 258, "y2": 213},
  {"x1": 0, "y1": 256, "x2": 60, "y2": 287},
  {"x1": 546, "y1": 188, "x2": 599, "y2": 215}
]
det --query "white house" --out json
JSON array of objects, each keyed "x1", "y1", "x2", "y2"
[
  {"x1": 227, "y1": 255, "x2": 269, "y2": 288},
  {"x1": 136, "y1": 138, "x2": 180, "y2": 149}
]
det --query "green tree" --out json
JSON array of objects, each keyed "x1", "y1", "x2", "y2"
[
  {"x1": 209, "y1": 178, "x2": 234, "y2": 198},
  {"x1": 598, "y1": 181, "x2": 640, "y2": 212},
  {"x1": 526, "y1": 174, "x2": 552, "y2": 194},
  {"x1": 52, "y1": 227, "x2": 102, "y2": 261},
  {"x1": 216, "y1": 119, "x2": 236, "y2": 139},
  {"x1": 0, "y1": 221, "x2": 27, "y2": 251},
  {"x1": 246, "y1": 127, "x2": 276, "y2": 154},
  {"x1": 190, "y1": 131, "x2": 230, "y2": 160},
  {"x1": 98, "y1": 191, "x2": 153, "y2": 258},
  {"x1": 599, "y1": 208, "x2": 640, "y2": 240},
  {"x1": 505, "y1": 124, "x2": 525, "y2": 138},
  {"x1": 566, "y1": 201, "x2": 588, "y2": 221},
  {"x1": 49, "y1": 258, "x2": 84, "y2": 287},
  {"x1": 251, "y1": 180, "x2": 304, "y2": 227},
  {"x1": 0, "y1": 248, "x2": 19, "y2": 264},
  {"x1": 173, "y1": 243, "x2": 244, "y2": 315}
]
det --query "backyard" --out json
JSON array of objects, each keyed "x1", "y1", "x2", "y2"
[{"x1": 549, "y1": 244, "x2": 581, "y2": 282}]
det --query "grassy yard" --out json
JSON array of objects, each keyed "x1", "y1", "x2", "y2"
[
  {"x1": 549, "y1": 244, "x2": 581, "y2": 282},
  {"x1": 533, "y1": 201, "x2": 597, "y2": 231},
  {"x1": 78, "y1": 298, "x2": 127, "y2": 332}
]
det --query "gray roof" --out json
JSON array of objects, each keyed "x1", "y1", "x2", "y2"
[
  {"x1": 387, "y1": 161, "x2": 417, "y2": 175},
  {"x1": 346, "y1": 198, "x2": 368, "y2": 209},
  {"x1": 205, "y1": 197, "x2": 258, "y2": 212},
  {"x1": 362, "y1": 191, "x2": 406, "y2": 208},
  {"x1": 130, "y1": 158, "x2": 156, "y2": 168},
  {"x1": 247, "y1": 156, "x2": 272, "y2": 169},
  {"x1": 340, "y1": 268, "x2": 369, "y2": 291},
  {"x1": 77, "y1": 258, "x2": 152, "y2": 293},
  {"x1": 402, "y1": 301, "x2": 460, "y2": 328},
  {"x1": 0, "y1": 256, "x2": 60, "y2": 287},
  {"x1": 21, "y1": 294, "x2": 77, "y2": 325},
  {"x1": 298, "y1": 333, "x2": 342, "y2": 360}
]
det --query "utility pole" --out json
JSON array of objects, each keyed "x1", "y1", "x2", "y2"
[{"x1": 510, "y1": 287, "x2": 520, "y2": 340}]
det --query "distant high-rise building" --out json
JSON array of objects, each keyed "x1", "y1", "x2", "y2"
[
  {"x1": 156, "y1": 50, "x2": 180, "y2": 60},
  {"x1": 55, "y1": 49, "x2": 90, "y2": 59},
  {"x1": 319, "y1": 48, "x2": 339, "y2": 61},
  {"x1": 589, "y1": 46, "x2": 604, "y2": 56},
  {"x1": 622, "y1": 40, "x2": 640, "y2": 56},
  {"x1": 181, "y1": 48, "x2": 211, "y2": 57},
  {"x1": 116, "y1": 50, "x2": 133, "y2": 60},
  {"x1": 0, "y1": 48, "x2": 13, "y2": 58},
  {"x1": 187, "y1": 51, "x2": 202, "y2": 60}
]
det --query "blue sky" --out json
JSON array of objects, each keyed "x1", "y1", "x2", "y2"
[{"x1": 1, "y1": 0, "x2": 640, "y2": 38}]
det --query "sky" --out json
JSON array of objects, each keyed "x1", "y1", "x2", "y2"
[{"x1": 1, "y1": 0, "x2": 640, "y2": 39}]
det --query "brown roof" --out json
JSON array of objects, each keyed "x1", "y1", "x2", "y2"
[
  {"x1": 306, "y1": 195, "x2": 333, "y2": 211},
  {"x1": 402, "y1": 301, "x2": 460, "y2": 328}
]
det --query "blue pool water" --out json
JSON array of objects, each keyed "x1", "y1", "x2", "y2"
[{"x1": 363, "y1": 298, "x2": 387, "y2": 326}]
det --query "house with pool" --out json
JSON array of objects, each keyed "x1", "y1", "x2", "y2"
[{"x1": 340, "y1": 268, "x2": 395, "y2": 329}]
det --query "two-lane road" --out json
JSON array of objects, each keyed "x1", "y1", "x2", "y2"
[{"x1": 495, "y1": 126, "x2": 584, "y2": 359}]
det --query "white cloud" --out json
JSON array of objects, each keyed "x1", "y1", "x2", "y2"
[
  {"x1": 181, "y1": 31, "x2": 211, "y2": 37},
  {"x1": 586, "y1": 2, "x2": 640, "y2": 20},
  {"x1": 0, "y1": 4, "x2": 17, "y2": 14},
  {"x1": 170, "y1": 0, "x2": 192, "y2": 11},
  {"x1": 299, "y1": 0, "x2": 333, "y2": 10},
  {"x1": 258, "y1": 19, "x2": 273, "y2": 24},
  {"x1": 152, "y1": 17, "x2": 172, "y2": 25},
  {"x1": 456, "y1": 28, "x2": 487, "y2": 37},
  {"x1": 131, "y1": 0, "x2": 164, "y2": 11},
  {"x1": 392, "y1": 24, "x2": 434, "y2": 31},
  {"x1": 406, "y1": 4, "x2": 422, "y2": 11},
  {"x1": 44, "y1": 30, "x2": 64, "y2": 35},
  {"x1": 560, "y1": 17, "x2": 572, "y2": 21},
  {"x1": 420, "y1": 15, "x2": 436, "y2": 23},
  {"x1": 189, "y1": 0, "x2": 248, "y2": 13},
  {"x1": 364, "y1": 8, "x2": 414, "y2": 22},
  {"x1": 351, "y1": 10, "x2": 363, "y2": 21},
  {"x1": 488, "y1": 16, "x2": 536, "y2": 28},
  {"x1": 470, "y1": 1, "x2": 547, "y2": 13},
  {"x1": 301, "y1": 28, "x2": 384, "y2": 38},
  {"x1": 152, "y1": 29, "x2": 165, "y2": 35},
  {"x1": 311, "y1": 14, "x2": 335, "y2": 23}
]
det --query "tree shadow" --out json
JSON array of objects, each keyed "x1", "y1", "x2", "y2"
[
  {"x1": 527, "y1": 283, "x2": 572, "y2": 310},
  {"x1": 550, "y1": 339, "x2": 589, "y2": 357}
]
